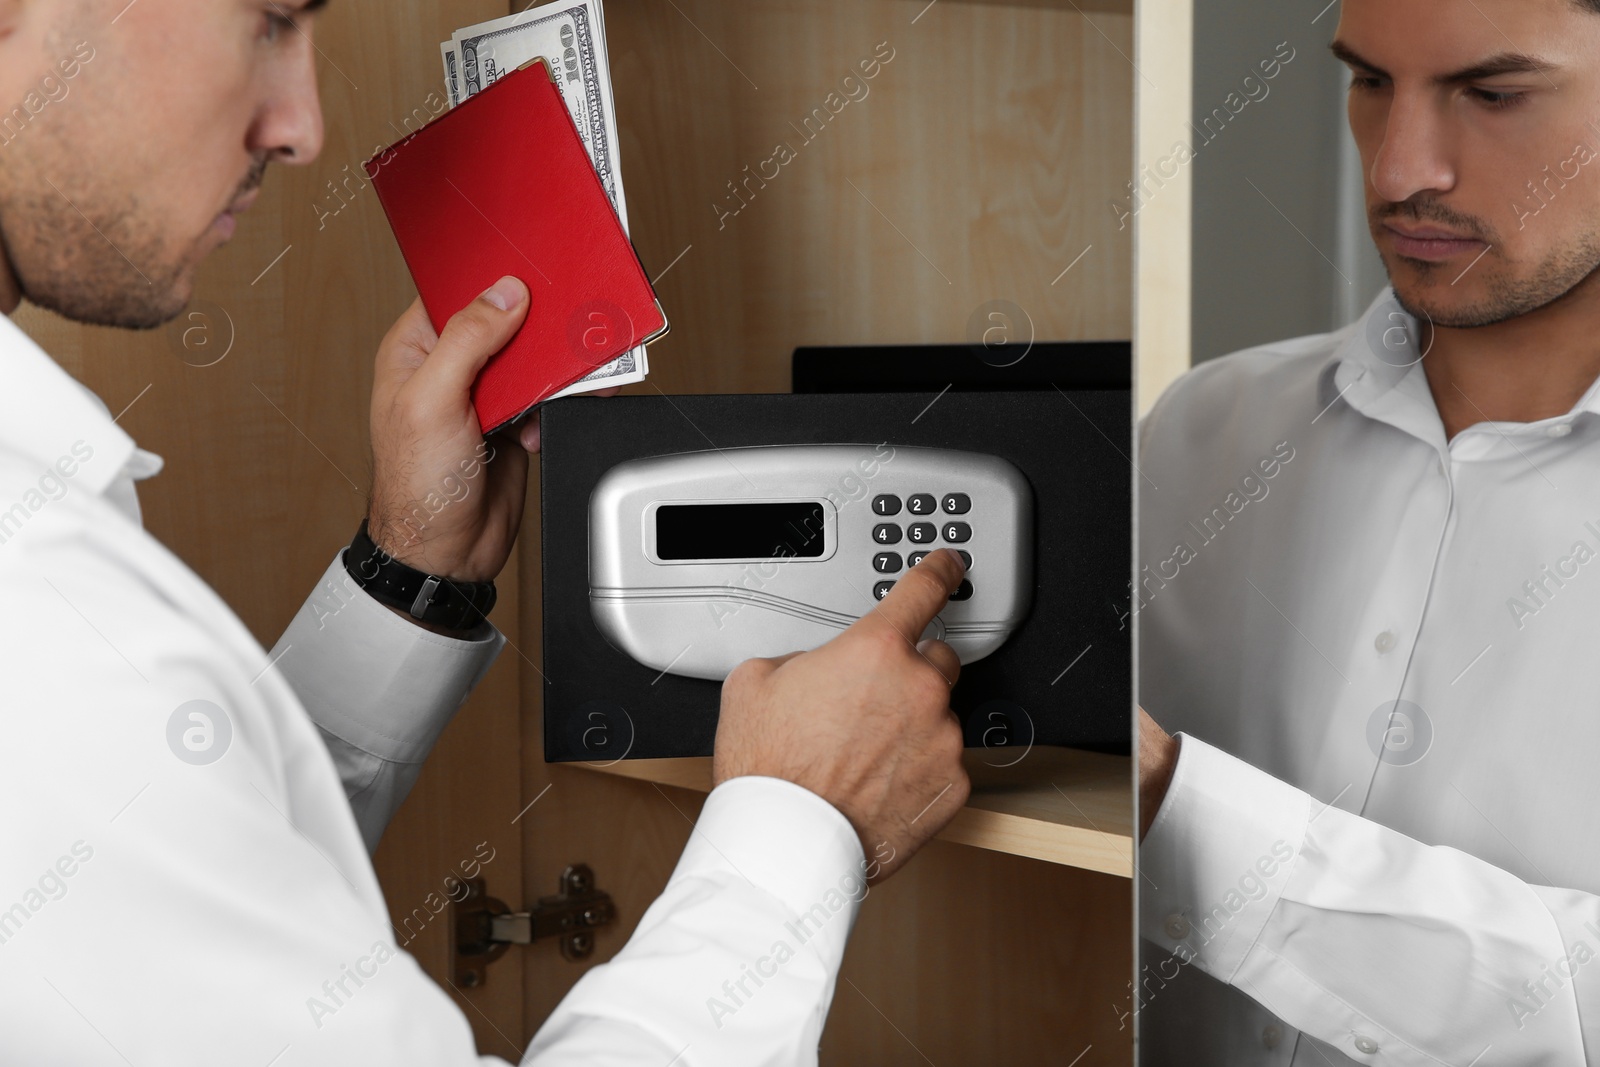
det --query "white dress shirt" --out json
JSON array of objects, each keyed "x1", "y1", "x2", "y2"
[
  {"x1": 0, "y1": 311, "x2": 865, "y2": 1066},
  {"x1": 1138, "y1": 287, "x2": 1600, "y2": 1065}
]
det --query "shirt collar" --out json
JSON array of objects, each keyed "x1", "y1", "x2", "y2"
[
  {"x1": 0, "y1": 311, "x2": 152, "y2": 497},
  {"x1": 1318, "y1": 286, "x2": 1600, "y2": 452}
]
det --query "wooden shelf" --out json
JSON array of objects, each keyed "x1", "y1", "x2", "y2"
[{"x1": 577, "y1": 746, "x2": 1132, "y2": 878}]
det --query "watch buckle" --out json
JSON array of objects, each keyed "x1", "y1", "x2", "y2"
[{"x1": 410, "y1": 575, "x2": 442, "y2": 618}]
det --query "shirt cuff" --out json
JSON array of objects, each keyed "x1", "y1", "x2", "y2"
[
  {"x1": 671, "y1": 776, "x2": 868, "y2": 973},
  {"x1": 1138, "y1": 734, "x2": 1314, "y2": 981},
  {"x1": 270, "y1": 551, "x2": 504, "y2": 770}
]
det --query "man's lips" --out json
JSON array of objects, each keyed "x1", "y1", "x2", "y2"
[
  {"x1": 211, "y1": 188, "x2": 260, "y2": 241},
  {"x1": 1382, "y1": 221, "x2": 1486, "y2": 262},
  {"x1": 227, "y1": 187, "x2": 260, "y2": 217}
]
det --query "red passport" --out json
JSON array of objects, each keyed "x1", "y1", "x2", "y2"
[{"x1": 364, "y1": 58, "x2": 667, "y2": 433}]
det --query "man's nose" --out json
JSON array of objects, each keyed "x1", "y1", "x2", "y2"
[
  {"x1": 251, "y1": 40, "x2": 324, "y2": 166},
  {"x1": 1369, "y1": 91, "x2": 1456, "y2": 205}
]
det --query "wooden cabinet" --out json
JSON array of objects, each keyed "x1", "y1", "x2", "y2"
[{"x1": 16, "y1": 0, "x2": 1135, "y2": 1062}]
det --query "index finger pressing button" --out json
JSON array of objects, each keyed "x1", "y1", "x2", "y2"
[{"x1": 868, "y1": 548, "x2": 964, "y2": 638}]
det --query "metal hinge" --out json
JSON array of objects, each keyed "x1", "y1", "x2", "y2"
[{"x1": 451, "y1": 865, "x2": 616, "y2": 988}]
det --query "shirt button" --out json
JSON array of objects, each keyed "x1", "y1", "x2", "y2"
[
  {"x1": 1374, "y1": 630, "x2": 1396, "y2": 654},
  {"x1": 1164, "y1": 914, "x2": 1190, "y2": 939},
  {"x1": 1549, "y1": 423, "x2": 1573, "y2": 438},
  {"x1": 1354, "y1": 1035, "x2": 1379, "y2": 1055},
  {"x1": 1261, "y1": 1024, "x2": 1282, "y2": 1050}
]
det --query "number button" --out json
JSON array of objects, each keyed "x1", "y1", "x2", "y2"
[
  {"x1": 942, "y1": 522, "x2": 972, "y2": 543},
  {"x1": 873, "y1": 524, "x2": 902, "y2": 545},
  {"x1": 908, "y1": 494, "x2": 937, "y2": 515},
  {"x1": 949, "y1": 580, "x2": 974, "y2": 602},
  {"x1": 872, "y1": 495, "x2": 902, "y2": 516},
  {"x1": 873, "y1": 552, "x2": 902, "y2": 574},
  {"x1": 907, "y1": 522, "x2": 936, "y2": 544},
  {"x1": 873, "y1": 581, "x2": 896, "y2": 601},
  {"x1": 942, "y1": 493, "x2": 971, "y2": 514}
]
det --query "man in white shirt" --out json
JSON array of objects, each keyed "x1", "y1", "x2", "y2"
[
  {"x1": 1137, "y1": 0, "x2": 1600, "y2": 1063},
  {"x1": 0, "y1": 2, "x2": 973, "y2": 1064}
]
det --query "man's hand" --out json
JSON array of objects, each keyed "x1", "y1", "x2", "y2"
[
  {"x1": 1138, "y1": 707, "x2": 1178, "y2": 840},
  {"x1": 366, "y1": 278, "x2": 619, "y2": 588},
  {"x1": 367, "y1": 279, "x2": 531, "y2": 584},
  {"x1": 713, "y1": 549, "x2": 971, "y2": 883}
]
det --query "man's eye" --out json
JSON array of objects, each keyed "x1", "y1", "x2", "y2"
[
  {"x1": 1469, "y1": 87, "x2": 1525, "y2": 110},
  {"x1": 262, "y1": 8, "x2": 297, "y2": 43},
  {"x1": 1348, "y1": 75, "x2": 1383, "y2": 93}
]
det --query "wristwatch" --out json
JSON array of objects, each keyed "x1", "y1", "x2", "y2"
[{"x1": 343, "y1": 519, "x2": 497, "y2": 632}]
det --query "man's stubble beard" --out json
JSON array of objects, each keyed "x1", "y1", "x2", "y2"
[
  {"x1": 0, "y1": 103, "x2": 227, "y2": 330},
  {"x1": 1380, "y1": 206, "x2": 1600, "y2": 331}
]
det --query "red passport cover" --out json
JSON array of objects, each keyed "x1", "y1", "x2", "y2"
[{"x1": 363, "y1": 59, "x2": 666, "y2": 433}]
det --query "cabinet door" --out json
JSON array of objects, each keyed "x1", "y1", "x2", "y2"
[{"x1": 520, "y1": 1, "x2": 1137, "y2": 1063}]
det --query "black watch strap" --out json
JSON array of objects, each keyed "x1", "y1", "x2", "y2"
[{"x1": 343, "y1": 519, "x2": 497, "y2": 632}]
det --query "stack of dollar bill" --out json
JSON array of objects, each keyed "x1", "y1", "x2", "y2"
[{"x1": 440, "y1": 0, "x2": 647, "y2": 399}]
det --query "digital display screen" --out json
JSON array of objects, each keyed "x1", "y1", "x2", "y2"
[{"x1": 655, "y1": 502, "x2": 827, "y2": 561}]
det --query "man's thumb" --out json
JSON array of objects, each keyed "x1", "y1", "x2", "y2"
[{"x1": 415, "y1": 276, "x2": 530, "y2": 397}]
